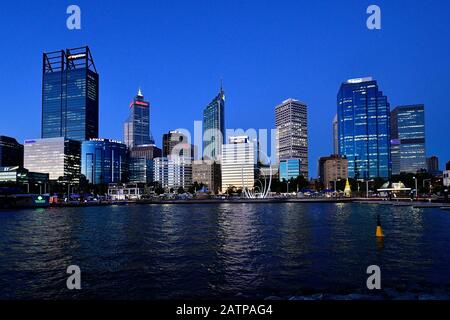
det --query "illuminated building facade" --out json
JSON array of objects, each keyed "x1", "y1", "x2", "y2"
[
  {"x1": 42, "y1": 46, "x2": 99, "y2": 142},
  {"x1": 337, "y1": 77, "x2": 391, "y2": 179}
]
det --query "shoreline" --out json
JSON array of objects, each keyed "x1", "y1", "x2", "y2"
[{"x1": 2, "y1": 197, "x2": 450, "y2": 210}]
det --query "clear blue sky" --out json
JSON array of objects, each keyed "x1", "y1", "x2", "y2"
[{"x1": 1, "y1": 0, "x2": 449, "y2": 177}]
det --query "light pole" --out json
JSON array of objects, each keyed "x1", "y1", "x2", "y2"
[
  {"x1": 333, "y1": 179, "x2": 341, "y2": 194},
  {"x1": 366, "y1": 179, "x2": 374, "y2": 199},
  {"x1": 413, "y1": 177, "x2": 418, "y2": 200}
]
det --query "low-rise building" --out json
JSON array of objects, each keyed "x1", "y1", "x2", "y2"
[
  {"x1": 0, "y1": 166, "x2": 49, "y2": 193},
  {"x1": 23, "y1": 138, "x2": 81, "y2": 183},
  {"x1": 154, "y1": 156, "x2": 192, "y2": 191},
  {"x1": 192, "y1": 160, "x2": 221, "y2": 193},
  {"x1": 107, "y1": 183, "x2": 143, "y2": 200},
  {"x1": 444, "y1": 170, "x2": 450, "y2": 188},
  {"x1": 279, "y1": 158, "x2": 301, "y2": 181},
  {"x1": 221, "y1": 136, "x2": 256, "y2": 192},
  {"x1": 318, "y1": 155, "x2": 348, "y2": 189}
]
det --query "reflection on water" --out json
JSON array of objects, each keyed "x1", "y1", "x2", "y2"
[{"x1": 1, "y1": 203, "x2": 450, "y2": 299}]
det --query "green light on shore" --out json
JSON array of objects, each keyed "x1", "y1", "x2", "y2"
[{"x1": 35, "y1": 195, "x2": 46, "y2": 204}]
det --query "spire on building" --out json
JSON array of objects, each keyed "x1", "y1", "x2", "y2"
[{"x1": 137, "y1": 87, "x2": 143, "y2": 97}]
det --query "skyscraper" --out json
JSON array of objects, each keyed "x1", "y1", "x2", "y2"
[
  {"x1": 162, "y1": 131, "x2": 195, "y2": 159},
  {"x1": 275, "y1": 99, "x2": 308, "y2": 178},
  {"x1": 203, "y1": 87, "x2": 225, "y2": 161},
  {"x1": 337, "y1": 77, "x2": 391, "y2": 180},
  {"x1": 42, "y1": 46, "x2": 99, "y2": 142},
  {"x1": 427, "y1": 156, "x2": 440, "y2": 173},
  {"x1": 390, "y1": 105, "x2": 426, "y2": 175},
  {"x1": 124, "y1": 88, "x2": 154, "y2": 147}
]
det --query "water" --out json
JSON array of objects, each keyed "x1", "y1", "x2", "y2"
[{"x1": 1, "y1": 203, "x2": 450, "y2": 300}]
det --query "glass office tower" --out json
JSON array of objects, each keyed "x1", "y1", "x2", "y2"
[
  {"x1": 124, "y1": 89, "x2": 154, "y2": 147},
  {"x1": 81, "y1": 139, "x2": 128, "y2": 185},
  {"x1": 279, "y1": 159, "x2": 301, "y2": 181},
  {"x1": 203, "y1": 87, "x2": 225, "y2": 161},
  {"x1": 390, "y1": 105, "x2": 426, "y2": 175},
  {"x1": 42, "y1": 46, "x2": 99, "y2": 142},
  {"x1": 337, "y1": 77, "x2": 391, "y2": 179}
]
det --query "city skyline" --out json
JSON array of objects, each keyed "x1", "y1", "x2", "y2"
[{"x1": 0, "y1": 1, "x2": 449, "y2": 177}]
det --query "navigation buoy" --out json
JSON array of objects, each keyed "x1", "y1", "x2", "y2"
[{"x1": 376, "y1": 215, "x2": 384, "y2": 238}]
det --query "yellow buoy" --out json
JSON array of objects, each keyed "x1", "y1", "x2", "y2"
[{"x1": 376, "y1": 215, "x2": 384, "y2": 238}]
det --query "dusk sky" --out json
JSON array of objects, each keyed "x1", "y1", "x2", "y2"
[{"x1": 0, "y1": 0, "x2": 449, "y2": 177}]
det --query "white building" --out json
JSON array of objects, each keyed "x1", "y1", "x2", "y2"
[
  {"x1": 444, "y1": 170, "x2": 450, "y2": 187},
  {"x1": 107, "y1": 184, "x2": 143, "y2": 200},
  {"x1": 23, "y1": 137, "x2": 81, "y2": 182},
  {"x1": 154, "y1": 156, "x2": 192, "y2": 191},
  {"x1": 221, "y1": 136, "x2": 256, "y2": 192}
]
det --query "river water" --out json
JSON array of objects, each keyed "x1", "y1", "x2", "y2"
[{"x1": 1, "y1": 203, "x2": 450, "y2": 300}]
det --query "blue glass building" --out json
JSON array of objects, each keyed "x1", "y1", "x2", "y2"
[
  {"x1": 203, "y1": 87, "x2": 225, "y2": 161},
  {"x1": 337, "y1": 77, "x2": 391, "y2": 179},
  {"x1": 279, "y1": 159, "x2": 301, "y2": 181},
  {"x1": 391, "y1": 105, "x2": 426, "y2": 175},
  {"x1": 81, "y1": 139, "x2": 128, "y2": 185},
  {"x1": 129, "y1": 158, "x2": 154, "y2": 184},
  {"x1": 124, "y1": 89, "x2": 154, "y2": 147},
  {"x1": 42, "y1": 46, "x2": 99, "y2": 142}
]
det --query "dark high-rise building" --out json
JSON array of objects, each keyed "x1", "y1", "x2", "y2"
[
  {"x1": 390, "y1": 105, "x2": 426, "y2": 175},
  {"x1": 42, "y1": 46, "x2": 99, "y2": 142},
  {"x1": 337, "y1": 77, "x2": 391, "y2": 180},
  {"x1": 124, "y1": 88, "x2": 154, "y2": 147},
  {"x1": 203, "y1": 87, "x2": 225, "y2": 161},
  {"x1": 81, "y1": 139, "x2": 128, "y2": 185},
  {"x1": 162, "y1": 131, "x2": 195, "y2": 159},
  {"x1": 0, "y1": 136, "x2": 24, "y2": 168},
  {"x1": 427, "y1": 156, "x2": 439, "y2": 173}
]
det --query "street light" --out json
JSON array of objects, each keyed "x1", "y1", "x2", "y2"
[
  {"x1": 333, "y1": 179, "x2": 341, "y2": 193},
  {"x1": 413, "y1": 177, "x2": 418, "y2": 200},
  {"x1": 366, "y1": 179, "x2": 374, "y2": 199}
]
